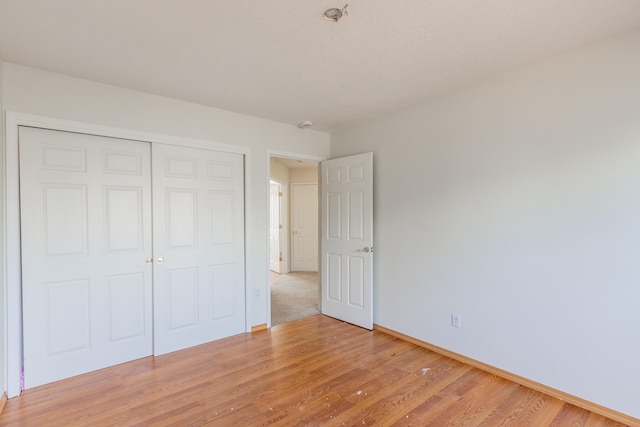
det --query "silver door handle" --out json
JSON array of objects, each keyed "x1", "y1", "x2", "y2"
[
  {"x1": 357, "y1": 247, "x2": 372, "y2": 253},
  {"x1": 145, "y1": 258, "x2": 153, "y2": 264},
  {"x1": 157, "y1": 257, "x2": 164, "y2": 264}
]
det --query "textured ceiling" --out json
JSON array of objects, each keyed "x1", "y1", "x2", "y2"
[{"x1": 1, "y1": 1, "x2": 639, "y2": 131}]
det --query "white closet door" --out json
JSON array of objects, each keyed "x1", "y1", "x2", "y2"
[
  {"x1": 152, "y1": 144, "x2": 245, "y2": 355},
  {"x1": 20, "y1": 127, "x2": 153, "y2": 388}
]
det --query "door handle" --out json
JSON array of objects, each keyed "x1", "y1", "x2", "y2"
[
  {"x1": 145, "y1": 258, "x2": 153, "y2": 264},
  {"x1": 157, "y1": 257, "x2": 164, "y2": 264},
  {"x1": 357, "y1": 247, "x2": 373, "y2": 253}
]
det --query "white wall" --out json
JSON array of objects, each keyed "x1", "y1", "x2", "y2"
[
  {"x1": 0, "y1": 63, "x2": 329, "y2": 358},
  {"x1": 0, "y1": 62, "x2": 5, "y2": 397},
  {"x1": 330, "y1": 29, "x2": 640, "y2": 419}
]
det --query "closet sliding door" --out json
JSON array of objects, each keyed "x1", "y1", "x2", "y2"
[
  {"x1": 20, "y1": 127, "x2": 154, "y2": 388},
  {"x1": 19, "y1": 128, "x2": 246, "y2": 388},
  {"x1": 152, "y1": 144, "x2": 245, "y2": 355}
]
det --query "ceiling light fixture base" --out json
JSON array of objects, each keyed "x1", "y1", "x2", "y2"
[{"x1": 324, "y1": 4, "x2": 349, "y2": 22}]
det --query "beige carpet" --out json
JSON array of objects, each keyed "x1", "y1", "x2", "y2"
[{"x1": 271, "y1": 272, "x2": 320, "y2": 326}]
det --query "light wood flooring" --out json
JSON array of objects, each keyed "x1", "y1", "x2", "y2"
[{"x1": 0, "y1": 315, "x2": 630, "y2": 426}]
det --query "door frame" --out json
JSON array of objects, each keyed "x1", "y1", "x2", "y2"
[
  {"x1": 4, "y1": 111, "x2": 251, "y2": 398},
  {"x1": 266, "y1": 150, "x2": 325, "y2": 327}
]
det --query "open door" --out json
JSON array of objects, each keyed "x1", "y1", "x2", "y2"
[
  {"x1": 269, "y1": 181, "x2": 282, "y2": 273},
  {"x1": 320, "y1": 152, "x2": 373, "y2": 329}
]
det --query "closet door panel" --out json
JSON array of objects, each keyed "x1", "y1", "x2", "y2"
[
  {"x1": 152, "y1": 144, "x2": 245, "y2": 355},
  {"x1": 20, "y1": 127, "x2": 153, "y2": 389}
]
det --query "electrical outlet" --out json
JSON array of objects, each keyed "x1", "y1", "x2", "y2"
[
  {"x1": 254, "y1": 289, "x2": 260, "y2": 298},
  {"x1": 451, "y1": 313, "x2": 461, "y2": 328}
]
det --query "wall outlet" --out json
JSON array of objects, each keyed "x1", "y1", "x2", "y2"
[
  {"x1": 254, "y1": 289, "x2": 261, "y2": 298},
  {"x1": 451, "y1": 313, "x2": 461, "y2": 328}
]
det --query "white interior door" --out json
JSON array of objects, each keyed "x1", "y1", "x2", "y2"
[
  {"x1": 320, "y1": 152, "x2": 373, "y2": 330},
  {"x1": 20, "y1": 127, "x2": 153, "y2": 388},
  {"x1": 291, "y1": 183, "x2": 318, "y2": 271},
  {"x1": 269, "y1": 181, "x2": 281, "y2": 273},
  {"x1": 152, "y1": 144, "x2": 245, "y2": 355}
]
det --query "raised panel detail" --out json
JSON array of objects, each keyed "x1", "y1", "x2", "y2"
[
  {"x1": 167, "y1": 268, "x2": 199, "y2": 330},
  {"x1": 210, "y1": 264, "x2": 235, "y2": 320},
  {"x1": 46, "y1": 279, "x2": 90, "y2": 356},
  {"x1": 209, "y1": 191, "x2": 234, "y2": 245},
  {"x1": 327, "y1": 253, "x2": 342, "y2": 302},
  {"x1": 327, "y1": 192, "x2": 342, "y2": 239},
  {"x1": 208, "y1": 160, "x2": 234, "y2": 181},
  {"x1": 41, "y1": 145, "x2": 86, "y2": 172},
  {"x1": 107, "y1": 273, "x2": 145, "y2": 342},
  {"x1": 167, "y1": 189, "x2": 197, "y2": 248},
  {"x1": 348, "y1": 191, "x2": 364, "y2": 241},
  {"x1": 348, "y1": 164, "x2": 364, "y2": 182},
  {"x1": 43, "y1": 185, "x2": 88, "y2": 256},
  {"x1": 347, "y1": 256, "x2": 365, "y2": 308},
  {"x1": 294, "y1": 235, "x2": 318, "y2": 265},
  {"x1": 327, "y1": 167, "x2": 342, "y2": 184},
  {"x1": 105, "y1": 187, "x2": 143, "y2": 251},
  {"x1": 103, "y1": 151, "x2": 142, "y2": 175},
  {"x1": 166, "y1": 156, "x2": 197, "y2": 179}
]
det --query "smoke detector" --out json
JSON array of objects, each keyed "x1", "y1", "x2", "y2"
[
  {"x1": 298, "y1": 120, "x2": 313, "y2": 129},
  {"x1": 324, "y1": 4, "x2": 348, "y2": 22}
]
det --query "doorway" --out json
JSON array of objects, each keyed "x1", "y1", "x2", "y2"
[{"x1": 269, "y1": 156, "x2": 320, "y2": 326}]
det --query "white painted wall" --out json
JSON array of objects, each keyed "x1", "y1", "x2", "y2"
[
  {"x1": 0, "y1": 63, "x2": 329, "y2": 366},
  {"x1": 0, "y1": 63, "x2": 5, "y2": 397},
  {"x1": 330, "y1": 29, "x2": 640, "y2": 419}
]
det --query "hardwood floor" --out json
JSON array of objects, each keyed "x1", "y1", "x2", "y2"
[{"x1": 1, "y1": 315, "x2": 630, "y2": 426}]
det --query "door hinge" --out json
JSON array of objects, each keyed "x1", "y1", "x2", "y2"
[
  {"x1": 279, "y1": 252, "x2": 283, "y2": 262},
  {"x1": 279, "y1": 224, "x2": 283, "y2": 229},
  {"x1": 278, "y1": 191, "x2": 283, "y2": 197}
]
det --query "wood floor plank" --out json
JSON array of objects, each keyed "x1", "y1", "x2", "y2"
[{"x1": 0, "y1": 315, "x2": 631, "y2": 426}]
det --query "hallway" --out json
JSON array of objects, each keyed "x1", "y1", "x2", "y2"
[{"x1": 270, "y1": 272, "x2": 319, "y2": 326}]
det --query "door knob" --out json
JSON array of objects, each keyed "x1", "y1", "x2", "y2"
[
  {"x1": 145, "y1": 258, "x2": 153, "y2": 264},
  {"x1": 357, "y1": 247, "x2": 372, "y2": 253},
  {"x1": 157, "y1": 257, "x2": 164, "y2": 264}
]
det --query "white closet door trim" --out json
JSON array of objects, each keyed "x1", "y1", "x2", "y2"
[{"x1": 4, "y1": 111, "x2": 251, "y2": 398}]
